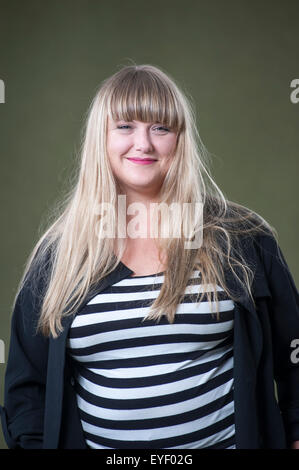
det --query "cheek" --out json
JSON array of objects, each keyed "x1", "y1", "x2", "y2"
[
  {"x1": 108, "y1": 140, "x2": 130, "y2": 158},
  {"x1": 161, "y1": 136, "x2": 178, "y2": 170},
  {"x1": 162, "y1": 135, "x2": 178, "y2": 156},
  {"x1": 107, "y1": 138, "x2": 116, "y2": 157},
  {"x1": 107, "y1": 133, "x2": 125, "y2": 155}
]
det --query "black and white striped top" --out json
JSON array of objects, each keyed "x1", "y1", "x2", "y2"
[{"x1": 67, "y1": 269, "x2": 236, "y2": 449}]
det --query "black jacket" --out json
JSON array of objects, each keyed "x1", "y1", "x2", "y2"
[{"x1": 1, "y1": 233, "x2": 299, "y2": 449}]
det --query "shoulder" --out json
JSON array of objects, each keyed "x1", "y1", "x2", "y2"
[
  {"x1": 213, "y1": 200, "x2": 298, "y2": 299},
  {"x1": 221, "y1": 201, "x2": 288, "y2": 279},
  {"x1": 238, "y1": 228, "x2": 294, "y2": 291}
]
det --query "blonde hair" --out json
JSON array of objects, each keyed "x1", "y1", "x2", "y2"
[{"x1": 15, "y1": 63, "x2": 277, "y2": 338}]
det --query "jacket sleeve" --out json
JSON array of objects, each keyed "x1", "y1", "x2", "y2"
[
  {"x1": 0, "y1": 265, "x2": 50, "y2": 449},
  {"x1": 257, "y1": 234, "x2": 299, "y2": 445}
]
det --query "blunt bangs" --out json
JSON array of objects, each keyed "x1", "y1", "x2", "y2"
[{"x1": 107, "y1": 68, "x2": 185, "y2": 133}]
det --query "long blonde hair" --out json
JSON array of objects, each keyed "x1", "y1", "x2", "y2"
[{"x1": 15, "y1": 63, "x2": 277, "y2": 338}]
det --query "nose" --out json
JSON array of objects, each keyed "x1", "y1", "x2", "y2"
[{"x1": 134, "y1": 127, "x2": 154, "y2": 153}]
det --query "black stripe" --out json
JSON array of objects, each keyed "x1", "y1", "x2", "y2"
[
  {"x1": 82, "y1": 413, "x2": 235, "y2": 449},
  {"x1": 68, "y1": 338, "x2": 234, "y2": 369},
  {"x1": 74, "y1": 348, "x2": 233, "y2": 388},
  {"x1": 69, "y1": 330, "x2": 232, "y2": 357},
  {"x1": 79, "y1": 389, "x2": 234, "y2": 430},
  {"x1": 106, "y1": 283, "x2": 229, "y2": 299},
  {"x1": 96, "y1": 273, "x2": 203, "y2": 294},
  {"x1": 69, "y1": 309, "x2": 234, "y2": 338},
  {"x1": 80, "y1": 291, "x2": 231, "y2": 315},
  {"x1": 80, "y1": 298, "x2": 154, "y2": 314},
  {"x1": 74, "y1": 368, "x2": 233, "y2": 409},
  {"x1": 203, "y1": 434, "x2": 236, "y2": 449}
]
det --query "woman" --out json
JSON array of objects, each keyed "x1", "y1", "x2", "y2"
[{"x1": 1, "y1": 64, "x2": 299, "y2": 449}]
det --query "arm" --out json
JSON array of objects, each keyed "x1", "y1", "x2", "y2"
[
  {"x1": 257, "y1": 234, "x2": 299, "y2": 448},
  {"x1": 0, "y1": 268, "x2": 49, "y2": 448}
]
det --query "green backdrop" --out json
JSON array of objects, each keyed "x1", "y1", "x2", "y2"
[{"x1": 0, "y1": 0, "x2": 298, "y2": 449}]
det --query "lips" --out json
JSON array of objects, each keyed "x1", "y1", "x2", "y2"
[
  {"x1": 126, "y1": 157, "x2": 157, "y2": 165},
  {"x1": 127, "y1": 157, "x2": 157, "y2": 161}
]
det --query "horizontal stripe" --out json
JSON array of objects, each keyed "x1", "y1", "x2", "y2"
[
  {"x1": 165, "y1": 430, "x2": 236, "y2": 450},
  {"x1": 69, "y1": 338, "x2": 232, "y2": 362},
  {"x1": 76, "y1": 377, "x2": 234, "y2": 420},
  {"x1": 80, "y1": 401, "x2": 234, "y2": 441},
  {"x1": 75, "y1": 298, "x2": 234, "y2": 324},
  {"x1": 75, "y1": 368, "x2": 234, "y2": 410},
  {"x1": 69, "y1": 310, "x2": 234, "y2": 340},
  {"x1": 75, "y1": 356, "x2": 233, "y2": 400},
  {"x1": 86, "y1": 282, "x2": 228, "y2": 307},
  {"x1": 69, "y1": 336, "x2": 233, "y2": 369},
  {"x1": 86, "y1": 344, "x2": 233, "y2": 378},
  {"x1": 74, "y1": 348, "x2": 233, "y2": 388},
  {"x1": 82, "y1": 414, "x2": 235, "y2": 449},
  {"x1": 68, "y1": 331, "x2": 233, "y2": 358},
  {"x1": 79, "y1": 389, "x2": 234, "y2": 430},
  {"x1": 67, "y1": 272, "x2": 236, "y2": 449},
  {"x1": 68, "y1": 320, "x2": 234, "y2": 349},
  {"x1": 85, "y1": 425, "x2": 236, "y2": 449}
]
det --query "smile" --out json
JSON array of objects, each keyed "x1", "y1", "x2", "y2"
[{"x1": 126, "y1": 158, "x2": 157, "y2": 165}]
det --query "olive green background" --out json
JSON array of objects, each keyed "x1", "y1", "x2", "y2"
[{"x1": 0, "y1": 0, "x2": 298, "y2": 449}]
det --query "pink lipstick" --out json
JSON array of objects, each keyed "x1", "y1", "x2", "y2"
[{"x1": 127, "y1": 158, "x2": 157, "y2": 165}]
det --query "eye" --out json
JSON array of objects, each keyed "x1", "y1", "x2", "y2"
[
  {"x1": 116, "y1": 124, "x2": 170, "y2": 132},
  {"x1": 153, "y1": 126, "x2": 170, "y2": 133}
]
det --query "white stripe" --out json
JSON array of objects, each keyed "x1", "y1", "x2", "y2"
[
  {"x1": 86, "y1": 423, "x2": 235, "y2": 449},
  {"x1": 88, "y1": 345, "x2": 233, "y2": 379},
  {"x1": 77, "y1": 356, "x2": 233, "y2": 400},
  {"x1": 68, "y1": 320, "x2": 234, "y2": 349},
  {"x1": 77, "y1": 376, "x2": 234, "y2": 420},
  {"x1": 71, "y1": 299, "x2": 234, "y2": 328},
  {"x1": 69, "y1": 337, "x2": 233, "y2": 362},
  {"x1": 81, "y1": 400, "x2": 234, "y2": 441},
  {"x1": 165, "y1": 424, "x2": 235, "y2": 449},
  {"x1": 87, "y1": 283, "x2": 225, "y2": 306}
]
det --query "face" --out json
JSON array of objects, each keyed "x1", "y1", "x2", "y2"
[{"x1": 106, "y1": 117, "x2": 178, "y2": 199}]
